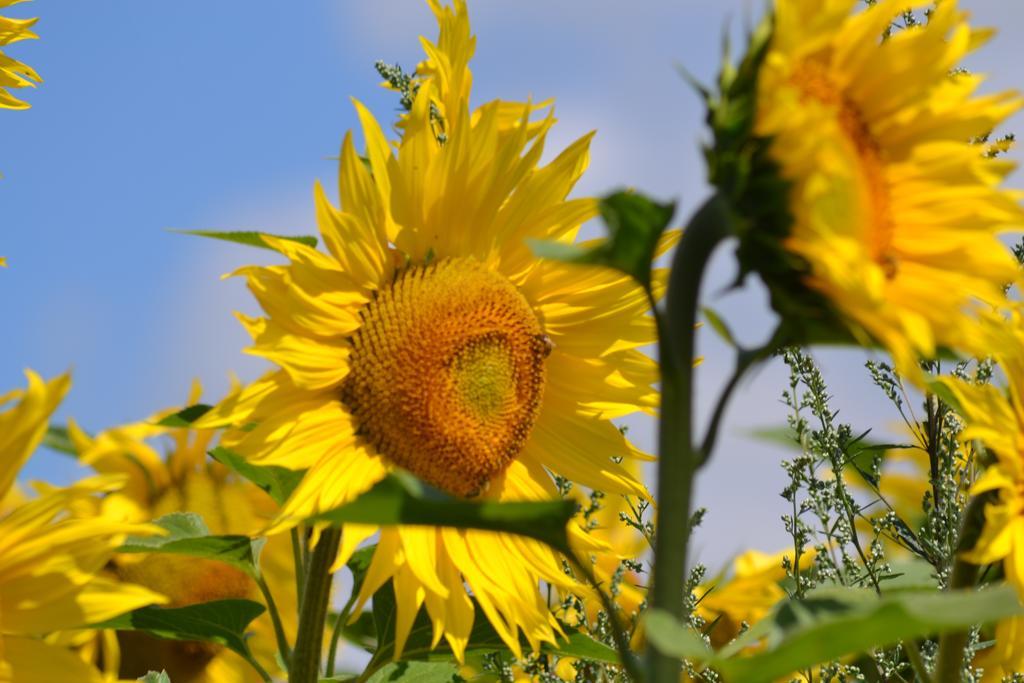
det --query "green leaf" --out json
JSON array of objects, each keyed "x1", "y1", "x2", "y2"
[
  {"x1": 93, "y1": 600, "x2": 266, "y2": 671},
  {"x1": 701, "y1": 307, "x2": 737, "y2": 347},
  {"x1": 312, "y1": 472, "x2": 575, "y2": 552},
  {"x1": 173, "y1": 229, "x2": 317, "y2": 251},
  {"x1": 925, "y1": 378, "x2": 964, "y2": 414},
  {"x1": 715, "y1": 585, "x2": 1024, "y2": 682},
  {"x1": 43, "y1": 424, "x2": 78, "y2": 456},
  {"x1": 210, "y1": 446, "x2": 305, "y2": 506},
  {"x1": 364, "y1": 661, "x2": 462, "y2": 682},
  {"x1": 542, "y1": 631, "x2": 619, "y2": 664},
  {"x1": 156, "y1": 404, "x2": 213, "y2": 428},
  {"x1": 643, "y1": 608, "x2": 714, "y2": 661},
  {"x1": 119, "y1": 512, "x2": 264, "y2": 580},
  {"x1": 529, "y1": 191, "x2": 676, "y2": 291},
  {"x1": 138, "y1": 672, "x2": 172, "y2": 683}
]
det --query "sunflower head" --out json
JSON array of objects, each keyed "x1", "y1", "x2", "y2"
[
  {"x1": 70, "y1": 381, "x2": 297, "y2": 683},
  {"x1": 706, "y1": 0, "x2": 1024, "y2": 370},
  {"x1": 198, "y1": 0, "x2": 655, "y2": 659}
]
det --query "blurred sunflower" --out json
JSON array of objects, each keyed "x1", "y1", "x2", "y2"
[
  {"x1": 199, "y1": 0, "x2": 657, "y2": 661},
  {"x1": 714, "y1": 0, "x2": 1024, "y2": 373},
  {"x1": 940, "y1": 312, "x2": 1024, "y2": 601},
  {"x1": 974, "y1": 616, "x2": 1024, "y2": 682},
  {"x1": 0, "y1": 0, "x2": 39, "y2": 110},
  {"x1": 695, "y1": 549, "x2": 811, "y2": 650},
  {"x1": 69, "y1": 380, "x2": 298, "y2": 683},
  {"x1": 0, "y1": 371, "x2": 165, "y2": 682}
]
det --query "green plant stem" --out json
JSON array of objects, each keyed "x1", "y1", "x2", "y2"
[
  {"x1": 255, "y1": 573, "x2": 292, "y2": 672},
  {"x1": 647, "y1": 194, "x2": 730, "y2": 683},
  {"x1": 292, "y1": 527, "x2": 307, "y2": 609},
  {"x1": 291, "y1": 527, "x2": 342, "y2": 683},
  {"x1": 932, "y1": 558, "x2": 979, "y2": 682},
  {"x1": 326, "y1": 591, "x2": 359, "y2": 677},
  {"x1": 905, "y1": 640, "x2": 932, "y2": 683},
  {"x1": 564, "y1": 547, "x2": 642, "y2": 682},
  {"x1": 934, "y1": 494, "x2": 987, "y2": 683}
]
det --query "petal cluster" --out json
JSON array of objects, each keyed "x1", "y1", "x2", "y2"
[{"x1": 757, "y1": 0, "x2": 1023, "y2": 371}]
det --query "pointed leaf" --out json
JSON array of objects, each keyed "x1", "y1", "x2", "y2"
[
  {"x1": 529, "y1": 191, "x2": 676, "y2": 291},
  {"x1": 156, "y1": 404, "x2": 213, "y2": 428},
  {"x1": 119, "y1": 512, "x2": 264, "y2": 580},
  {"x1": 174, "y1": 229, "x2": 317, "y2": 250},
  {"x1": 716, "y1": 585, "x2": 1024, "y2": 682},
  {"x1": 210, "y1": 446, "x2": 305, "y2": 506},
  {"x1": 312, "y1": 472, "x2": 575, "y2": 552},
  {"x1": 93, "y1": 599, "x2": 266, "y2": 670}
]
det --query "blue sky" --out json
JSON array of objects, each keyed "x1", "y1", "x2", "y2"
[{"x1": 3, "y1": 0, "x2": 1023, "y2": 567}]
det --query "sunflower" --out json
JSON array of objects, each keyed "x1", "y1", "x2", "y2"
[
  {"x1": 715, "y1": 0, "x2": 1024, "y2": 373},
  {"x1": 973, "y1": 616, "x2": 1024, "y2": 682},
  {"x1": 68, "y1": 380, "x2": 298, "y2": 683},
  {"x1": 939, "y1": 312, "x2": 1024, "y2": 603},
  {"x1": 0, "y1": 371, "x2": 166, "y2": 682},
  {"x1": 695, "y1": 549, "x2": 812, "y2": 650},
  {"x1": 198, "y1": 0, "x2": 656, "y2": 661},
  {"x1": 0, "y1": 0, "x2": 39, "y2": 110}
]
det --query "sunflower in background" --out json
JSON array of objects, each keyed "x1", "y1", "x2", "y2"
[
  {"x1": 695, "y1": 549, "x2": 813, "y2": 651},
  {"x1": 0, "y1": 371, "x2": 165, "y2": 682},
  {"x1": 710, "y1": 0, "x2": 1024, "y2": 375},
  {"x1": 0, "y1": 0, "x2": 39, "y2": 110},
  {"x1": 938, "y1": 311, "x2": 1024, "y2": 675},
  {"x1": 198, "y1": 0, "x2": 657, "y2": 662},
  {"x1": 68, "y1": 380, "x2": 298, "y2": 683}
]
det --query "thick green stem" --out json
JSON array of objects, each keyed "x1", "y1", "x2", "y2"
[
  {"x1": 292, "y1": 527, "x2": 308, "y2": 609},
  {"x1": 291, "y1": 527, "x2": 342, "y2": 683},
  {"x1": 647, "y1": 194, "x2": 730, "y2": 683}
]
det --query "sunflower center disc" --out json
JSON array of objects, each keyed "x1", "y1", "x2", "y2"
[{"x1": 341, "y1": 257, "x2": 548, "y2": 497}]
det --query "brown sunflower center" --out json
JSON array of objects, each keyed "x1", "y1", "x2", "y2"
[
  {"x1": 792, "y1": 51, "x2": 897, "y2": 278},
  {"x1": 341, "y1": 257, "x2": 548, "y2": 497}
]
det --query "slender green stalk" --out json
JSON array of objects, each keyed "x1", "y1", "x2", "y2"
[
  {"x1": 292, "y1": 527, "x2": 308, "y2": 609},
  {"x1": 905, "y1": 640, "x2": 932, "y2": 683},
  {"x1": 647, "y1": 194, "x2": 730, "y2": 683},
  {"x1": 291, "y1": 527, "x2": 342, "y2": 683},
  {"x1": 255, "y1": 573, "x2": 292, "y2": 672},
  {"x1": 247, "y1": 654, "x2": 275, "y2": 683},
  {"x1": 326, "y1": 591, "x2": 359, "y2": 677},
  {"x1": 564, "y1": 547, "x2": 642, "y2": 682}
]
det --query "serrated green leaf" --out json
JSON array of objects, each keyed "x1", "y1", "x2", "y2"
[
  {"x1": 312, "y1": 472, "x2": 574, "y2": 552},
  {"x1": 529, "y1": 191, "x2": 676, "y2": 291},
  {"x1": 210, "y1": 446, "x2": 305, "y2": 506},
  {"x1": 93, "y1": 600, "x2": 266, "y2": 672},
  {"x1": 156, "y1": 404, "x2": 213, "y2": 428},
  {"x1": 119, "y1": 512, "x2": 263, "y2": 580},
  {"x1": 716, "y1": 585, "x2": 1024, "y2": 682},
  {"x1": 138, "y1": 672, "x2": 172, "y2": 683},
  {"x1": 174, "y1": 229, "x2": 317, "y2": 250}
]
